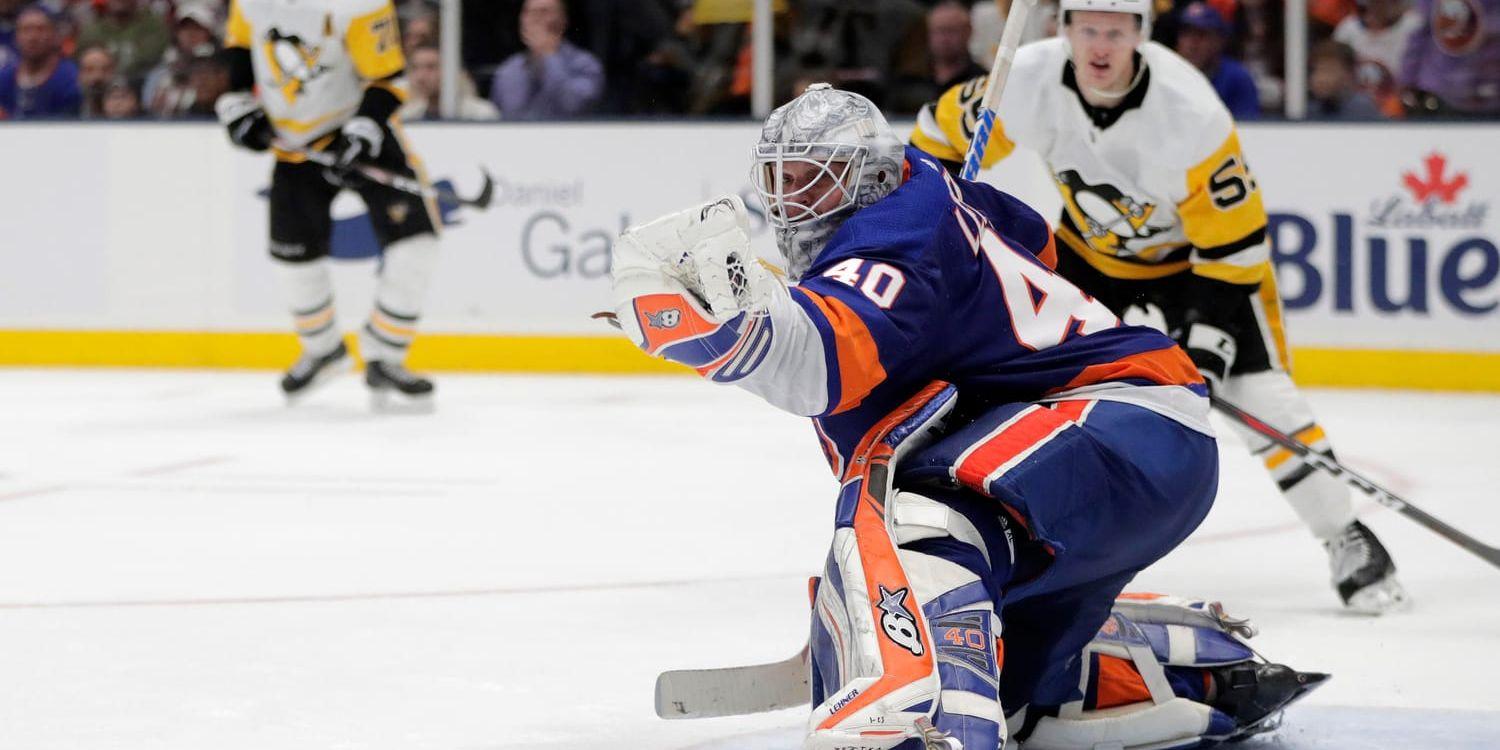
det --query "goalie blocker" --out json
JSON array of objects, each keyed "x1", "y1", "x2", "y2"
[{"x1": 801, "y1": 384, "x2": 1326, "y2": 749}]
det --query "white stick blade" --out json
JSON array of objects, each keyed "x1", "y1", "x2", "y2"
[{"x1": 654, "y1": 648, "x2": 809, "y2": 719}]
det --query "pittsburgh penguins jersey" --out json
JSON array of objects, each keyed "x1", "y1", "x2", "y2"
[
  {"x1": 911, "y1": 38, "x2": 1270, "y2": 289},
  {"x1": 225, "y1": 0, "x2": 407, "y2": 148}
]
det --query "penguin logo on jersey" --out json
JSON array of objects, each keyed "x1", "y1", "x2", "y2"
[
  {"x1": 644, "y1": 309, "x2": 681, "y2": 330},
  {"x1": 263, "y1": 28, "x2": 330, "y2": 104},
  {"x1": 876, "y1": 585, "x2": 924, "y2": 656},
  {"x1": 1055, "y1": 170, "x2": 1169, "y2": 256}
]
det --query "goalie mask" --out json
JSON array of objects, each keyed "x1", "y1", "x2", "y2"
[{"x1": 751, "y1": 84, "x2": 906, "y2": 280}]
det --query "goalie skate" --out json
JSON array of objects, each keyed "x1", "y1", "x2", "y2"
[{"x1": 1209, "y1": 662, "x2": 1331, "y2": 741}]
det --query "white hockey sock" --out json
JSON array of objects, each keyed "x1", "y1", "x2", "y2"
[
  {"x1": 360, "y1": 233, "x2": 440, "y2": 364},
  {"x1": 1261, "y1": 427, "x2": 1356, "y2": 540},
  {"x1": 1223, "y1": 371, "x2": 1356, "y2": 540},
  {"x1": 273, "y1": 257, "x2": 342, "y2": 357}
]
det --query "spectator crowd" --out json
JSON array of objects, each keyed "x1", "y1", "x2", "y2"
[{"x1": 0, "y1": 0, "x2": 1495, "y2": 121}]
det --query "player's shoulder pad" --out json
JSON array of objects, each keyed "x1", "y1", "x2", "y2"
[
  {"x1": 348, "y1": 0, "x2": 396, "y2": 14},
  {"x1": 912, "y1": 74, "x2": 987, "y2": 165},
  {"x1": 224, "y1": 0, "x2": 253, "y2": 48},
  {"x1": 966, "y1": 179, "x2": 1053, "y2": 249},
  {"x1": 863, "y1": 151, "x2": 970, "y2": 245},
  {"x1": 912, "y1": 38, "x2": 1068, "y2": 151},
  {"x1": 929, "y1": 38, "x2": 1061, "y2": 121},
  {"x1": 339, "y1": 0, "x2": 397, "y2": 24},
  {"x1": 989, "y1": 38, "x2": 1065, "y2": 117},
  {"x1": 1139, "y1": 42, "x2": 1234, "y2": 163},
  {"x1": 994, "y1": 38, "x2": 1067, "y2": 138}
]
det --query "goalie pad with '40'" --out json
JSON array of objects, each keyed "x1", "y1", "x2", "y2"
[{"x1": 805, "y1": 382, "x2": 1008, "y2": 750}]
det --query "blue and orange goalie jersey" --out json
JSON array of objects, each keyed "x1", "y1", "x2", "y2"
[{"x1": 627, "y1": 148, "x2": 1210, "y2": 473}]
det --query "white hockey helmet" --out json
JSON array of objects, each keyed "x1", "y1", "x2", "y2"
[
  {"x1": 750, "y1": 83, "x2": 906, "y2": 280},
  {"x1": 1059, "y1": 0, "x2": 1154, "y2": 42}
]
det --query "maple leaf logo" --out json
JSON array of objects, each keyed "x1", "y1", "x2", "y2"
[{"x1": 1402, "y1": 152, "x2": 1469, "y2": 204}]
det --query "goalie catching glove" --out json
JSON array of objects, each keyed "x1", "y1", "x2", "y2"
[{"x1": 611, "y1": 195, "x2": 788, "y2": 381}]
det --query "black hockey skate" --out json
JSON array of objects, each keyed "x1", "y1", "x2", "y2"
[
  {"x1": 1209, "y1": 661, "x2": 1331, "y2": 741},
  {"x1": 1326, "y1": 520, "x2": 1409, "y2": 614},
  {"x1": 365, "y1": 360, "x2": 435, "y2": 412},
  {"x1": 280, "y1": 341, "x2": 350, "y2": 402}
]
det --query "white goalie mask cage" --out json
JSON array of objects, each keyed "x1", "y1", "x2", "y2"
[
  {"x1": 750, "y1": 84, "x2": 906, "y2": 280},
  {"x1": 752, "y1": 141, "x2": 868, "y2": 227}
]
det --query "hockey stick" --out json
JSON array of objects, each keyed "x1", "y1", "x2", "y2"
[
  {"x1": 655, "y1": 645, "x2": 809, "y2": 719},
  {"x1": 960, "y1": 0, "x2": 1037, "y2": 181},
  {"x1": 279, "y1": 142, "x2": 495, "y2": 210},
  {"x1": 1211, "y1": 394, "x2": 1500, "y2": 569}
]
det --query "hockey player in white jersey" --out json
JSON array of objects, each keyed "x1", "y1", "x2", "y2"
[
  {"x1": 214, "y1": 0, "x2": 441, "y2": 407},
  {"x1": 910, "y1": 0, "x2": 1408, "y2": 613}
]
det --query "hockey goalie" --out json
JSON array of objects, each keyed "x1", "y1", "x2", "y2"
[{"x1": 608, "y1": 85, "x2": 1325, "y2": 749}]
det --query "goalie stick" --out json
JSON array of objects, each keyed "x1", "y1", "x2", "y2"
[
  {"x1": 1211, "y1": 395, "x2": 1500, "y2": 570},
  {"x1": 654, "y1": 646, "x2": 809, "y2": 719}
]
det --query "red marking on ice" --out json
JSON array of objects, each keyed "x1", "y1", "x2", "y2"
[{"x1": 128, "y1": 455, "x2": 234, "y2": 477}]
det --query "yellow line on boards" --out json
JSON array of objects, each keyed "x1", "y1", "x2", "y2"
[
  {"x1": 1289, "y1": 349, "x2": 1500, "y2": 392},
  {"x1": 0, "y1": 330, "x2": 687, "y2": 375},
  {"x1": 1, "y1": 330, "x2": 1497, "y2": 390}
]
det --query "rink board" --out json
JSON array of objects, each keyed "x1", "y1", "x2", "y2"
[{"x1": 0, "y1": 122, "x2": 1496, "y2": 389}]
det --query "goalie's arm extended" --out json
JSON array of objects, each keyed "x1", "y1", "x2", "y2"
[{"x1": 610, "y1": 196, "x2": 926, "y2": 418}]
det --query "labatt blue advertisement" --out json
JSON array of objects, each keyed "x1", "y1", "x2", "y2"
[
  {"x1": 1247, "y1": 127, "x2": 1498, "y2": 355},
  {"x1": 0, "y1": 123, "x2": 1493, "y2": 387}
]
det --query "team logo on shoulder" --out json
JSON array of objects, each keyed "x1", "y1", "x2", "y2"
[
  {"x1": 956, "y1": 76, "x2": 989, "y2": 141},
  {"x1": 263, "y1": 28, "x2": 330, "y2": 104},
  {"x1": 644, "y1": 308, "x2": 681, "y2": 329},
  {"x1": 876, "y1": 585, "x2": 924, "y2": 656},
  {"x1": 1055, "y1": 169, "x2": 1168, "y2": 256}
]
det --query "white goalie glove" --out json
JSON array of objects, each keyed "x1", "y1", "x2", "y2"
[
  {"x1": 610, "y1": 194, "x2": 832, "y2": 414},
  {"x1": 612, "y1": 194, "x2": 783, "y2": 325}
]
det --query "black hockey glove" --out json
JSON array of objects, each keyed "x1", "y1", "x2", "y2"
[
  {"x1": 1175, "y1": 322, "x2": 1237, "y2": 393},
  {"x1": 214, "y1": 91, "x2": 272, "y2": 152},
  {"x1": 323, "y1": 116, "x2": 385, "y2": 187},
  {"x1": 334, "y1": 116, "x2": 384, "y2": 169}
]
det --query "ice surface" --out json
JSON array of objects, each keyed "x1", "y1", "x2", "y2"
[{"x1": 1, "y1": 371, "x2": 1497, "y2": 749}]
